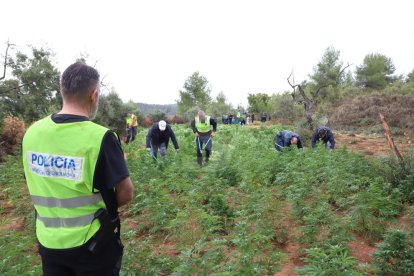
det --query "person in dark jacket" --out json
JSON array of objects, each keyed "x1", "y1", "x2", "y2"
[
  {"x1": 146, "y1": 120, "x2": 179, "y2": 158},
  {"x1": 191, "y1": 110, "x2": 217, "y2": 167},
  {"x1": 312, "y1": 126, "x2": 335, "y2": 149},
  {"x1": 275, "y1": 130, "x2": 303, "y2": 151}
]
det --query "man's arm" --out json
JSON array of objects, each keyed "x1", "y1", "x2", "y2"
[
  {"x1": 115, "y1": 177, "x2": 134, "y2": 207},
  {"x1": 190, "y1": 119, "x2": 197, "y2": 133},
  {"x1": 297, "y1": 137, "x2": 303, "y2": 149},
  {"x1": 93, "y1": 131, "x2": 132, "y2": 218},
  {"x1": 275, "y1": 134, "x2": 283, "y2": 151},
  {"x1": 210, "y1": 118, "x2": 217, "y2": 132},
  {"x1": 328, "y1": 130, "x2": 335, "y2": 149},
  {"x1": 146, "y1": 125, "x2": 154, "y2": 148},
  {"x1": 311, "y1": 131, "x2": 318, "y2": 148},
  {"x1": 169, "y1": 127, "x2": 179, "y2": 149}
]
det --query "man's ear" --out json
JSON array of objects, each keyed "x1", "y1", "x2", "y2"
[{"x1": 91, "y1": 88, "x2": 99, "y2": 102}]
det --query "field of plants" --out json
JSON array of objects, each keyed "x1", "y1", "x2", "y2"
[{"x1": 1, "y1": 124, "x2": 414, "y2": 275}]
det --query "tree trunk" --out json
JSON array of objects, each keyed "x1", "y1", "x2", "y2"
[
  {"x1": 304, "y1": 101, "x2": 315, "y2": 131},
  {"x1": 379, "y1": 113, "x2": 404, "y2": 164}
]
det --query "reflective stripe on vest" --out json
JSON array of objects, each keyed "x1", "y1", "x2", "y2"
[
  {"x1": 195, "y1": 115, "x2": 211, "y2": 133},
  {"x1": 37, "y1": 212, "x2": 96, "y2": 228},
  {"x1": 31, "y1": 193, "x2": 102, "y2": 208}
]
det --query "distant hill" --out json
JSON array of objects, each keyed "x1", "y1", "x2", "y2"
[{"x1": 137, "y1": 103, "x2": 177, "y2": 116}]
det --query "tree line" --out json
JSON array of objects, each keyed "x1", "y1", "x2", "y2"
[{"x1": 1, "y1": 42, "x2": 414, "y2": 134}]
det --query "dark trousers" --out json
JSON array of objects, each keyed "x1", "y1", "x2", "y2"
[
  {"x1": 126, "y1": 126, "x2": 137, "y2": 144},
  {"x1": 196, "y1": 135, "x2": 212, "y2": 166},
  {"x1": 151, "y1": 142, "x2": 167, "y2": 158},
  {"x1": 39, "y1": 235, "x2": 123, "y2": 276}
]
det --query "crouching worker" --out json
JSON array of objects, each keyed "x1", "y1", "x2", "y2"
[
  {"x1": 275, "y1": 130, "x2": 303, "y2": 151},
  {"x1": 312, "y1": 126, "x2": 335, "y2": 149},
  {"x1": 22, "y1": 62, "x2": 134, "y2": 276},
  {"x1": 146, "y1": 120, "x2": 179, "y2": 158}
]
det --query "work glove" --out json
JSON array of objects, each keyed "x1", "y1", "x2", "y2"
[
  {"x1": 146, "y1": 148, "x2": 151, "y2": 153},
  {"x1": 175, "y1": 148, "x2": 179, "y2": 153}
]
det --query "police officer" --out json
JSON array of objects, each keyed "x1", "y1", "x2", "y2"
[
  {"x1": 22, "y1": 62, "x2": 134, "y2": 275},
  {"x1": 125, "y1": 111, "x2": 138, "y2": 144},
  {"x1": 146, "y1": 120, "x2": 179, "y2": 158},
  {"x1": 312, "y1": 126, "x2": 335, "y2": 149},
  {"x1": 191, "y1": 110, "x2": 217, "y2": 167},
  {"x1": 275, "y1": 130, "x2": 303, "y2": 151}
]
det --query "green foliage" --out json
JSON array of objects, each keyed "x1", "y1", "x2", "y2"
[
  {"x1": 247, "y1": 92, "x2": 271, "y2": 114},
  {"x1": 269, "y1": 92, "x2": 303, "y2": 123},
  {"x1": 148, "y1": 110, "x2": 167, "y2": 122},
  {"x1": 94, "y1": 89, "x2": 129, "y2": 133},
  {"x1": 206, "y1": 91, "x2": 233, "y2": 119},
  {"x1": 0, "y1": 47, "x2": 61, "y2": 123},
  {"x1": 309, "y1": 46, "x2": 345, "y2": 100},
  {"x1": 2, "y1": 124, "x2": 413, "y2": 274},
  {"x1": 355, "y1": 53, "x2": 396, "y2": 90},
  {"x1": 295, "y1": 245, "x2": 359, "y2": 275},
  {"x1": 0, "y1": 154, "x2": 42, "y2": 275},
  {"x1": 372, "y1": 229, "x2": 414, "y2": 274},
  {"x1": 378, "y1": 154, "x2": 414, "y2": 203},
  {"x1": 406, "y1": 69, "x2": 414, "y2": 83},
  {"x1": 176, "y1": 71, "x2": 211, "y2": 115}
]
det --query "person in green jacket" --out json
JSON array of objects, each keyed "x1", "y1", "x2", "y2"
[{"x1": 22, "y1": 62, "x2": 134, "y2": 275}]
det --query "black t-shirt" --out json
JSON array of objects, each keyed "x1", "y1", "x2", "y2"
[{"x1": 51, "y1": 114, "x2": 129, "y2": 219}]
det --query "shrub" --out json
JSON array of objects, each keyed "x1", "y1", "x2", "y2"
[
  {"x1": 331, "y1": 92, "x2": 414, "y2": 130},
  {"x1": 295, "y1": 245, "x2": 358, "y2": 275},
  {"x1": 142, "y1": 116, "x2": 154, "y2": 127},
  {"x1": 372, "y1": 229, "x2": 414, "y2": 274},
  {"x1": 169, "y1": 115, "x2": 186, "y2": 124},
  {"x1": 0, "y1": 116, "x2": 26, "y2": 160}
]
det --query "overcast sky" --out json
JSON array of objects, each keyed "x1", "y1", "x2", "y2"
[{"x1": 2, "y1": 0, "x2": 413, "y2": 107}]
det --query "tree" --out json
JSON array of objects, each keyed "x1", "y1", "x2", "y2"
[
  {"x1": 94, "y1": 88, "x2": 127, "y2": 133},
  {"x1": 406, "y1": 69, "x2": 414, "y2": 83},
  {"x1": 355, "y1": 53, "x2": 396, "y2": 90},
  {"x1": 206, "y1": 91, "x2": 232, "y2": 118},
  {"x1": 309, "y1": 47, "x2": 345, "y2": 99},
  {"x1": 287, "y1": 63, "x2": 351, "y2": 130},
  {"x1": 247, "y1": 93, "x2": 271, "y2": 114},
  {"x1": 177, "y1": 72, "x2": 211, "y2": 115},
  {"x1": 269, "y1": 92, "x2": 302, "y2": 122},
  {"x1": 0, "y1": 46, "x2": 61, "y2": 122},
  {"x1": 149, "y1": 110, "x2": 167, "y2": 122}
]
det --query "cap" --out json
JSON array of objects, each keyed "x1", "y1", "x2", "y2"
[{"x1": 158, "y1": 120, "x2": 167, "y2": 131}]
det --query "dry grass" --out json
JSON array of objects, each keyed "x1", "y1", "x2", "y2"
[{"x1": 331, "y1": 92, "x2": 414, "y2": 131}]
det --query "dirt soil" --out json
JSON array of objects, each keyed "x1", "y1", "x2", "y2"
[{"x1": 335, "y1": 132, "x2": 412, "y2": 157}]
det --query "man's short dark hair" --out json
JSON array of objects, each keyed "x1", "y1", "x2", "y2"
[{"x1": 61, "y1": 62, "x2": 100, "y2": 97}]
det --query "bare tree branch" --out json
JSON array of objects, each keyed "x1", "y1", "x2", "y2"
[
  {"x1": 287, "y1": 72, "x2": 311, "y2": 103},
  {"x1": 1, "y1": 40, "x2": 15, "y2": 81},
  {"x1": 99, "y1": 74, "x2": 111, "y2": 93},
  {"x1": 380, "y1": 113, "x2": 404, "y2": 164}
]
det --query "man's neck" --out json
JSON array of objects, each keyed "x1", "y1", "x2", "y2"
[{"x1": 58, "y1": 105, "x2": 89, "y2": 118}]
